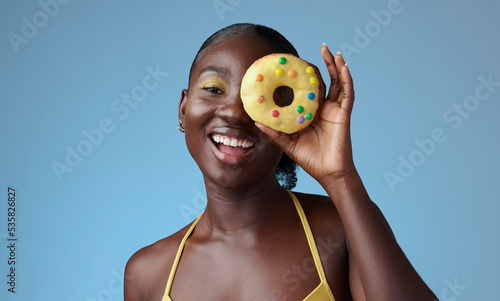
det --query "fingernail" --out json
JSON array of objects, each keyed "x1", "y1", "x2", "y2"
[
  {"x1": 345, "y1": 63, "x2": 348, "y2": 67},
  {"x1": 336, "y1": 51, "x2": 341, "y2": 56},
  {"x1": 322, "y1": 42, "x2": 327, "y2": 47}
]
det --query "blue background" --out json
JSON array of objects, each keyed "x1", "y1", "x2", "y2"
[{"x1": 1, "y1": 0, "x2": 499, "y2": 300}]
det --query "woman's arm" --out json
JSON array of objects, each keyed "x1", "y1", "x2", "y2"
[
  {"x1": 322, "y1": 169, "x2": 435, "y2": 300},
  {"x1": 256, "y1": 45, "x2": 437, "y2": 300}
]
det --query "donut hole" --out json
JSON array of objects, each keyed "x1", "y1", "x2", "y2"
[{"x1": 273, "y1": 86, "x2": 294, "y2": 107}]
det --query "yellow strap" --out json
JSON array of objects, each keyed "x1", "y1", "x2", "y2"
[
  {"x1": 287, "y1": 191, "x2": 328, "y2": 283},
  {"x1": 162, "y1": 192, "x2": 335, "y2": 301},
  {"x1": 162, "y1": 212, "x2": 204, "y2": 300},
  {"x1": 288, "y1": 191, "x2": 335, "y2": 300}
]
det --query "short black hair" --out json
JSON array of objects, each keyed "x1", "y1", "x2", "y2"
[{"x1": 188, "y1": 23, "x2": 298, "y2": 190}]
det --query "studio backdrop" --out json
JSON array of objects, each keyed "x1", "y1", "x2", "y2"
[{"x1": 1, "y1": 0, "x2": 499, "y2": 300}]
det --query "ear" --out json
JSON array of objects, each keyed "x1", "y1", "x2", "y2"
[{"x1": 178, "y1": 89, "x2": 188, "y2": 122}]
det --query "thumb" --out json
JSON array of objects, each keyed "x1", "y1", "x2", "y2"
[{"x1": 255, "y1": 122, "x2": 295, "y2": 152}]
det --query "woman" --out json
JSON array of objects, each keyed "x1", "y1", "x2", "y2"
[{"x1": 124, "y1": 23, "x2": 437, "y2": 300}]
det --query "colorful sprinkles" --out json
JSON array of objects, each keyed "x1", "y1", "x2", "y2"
[{"x1": 250, "y1": 55, "x2": 318, "y2": 128}]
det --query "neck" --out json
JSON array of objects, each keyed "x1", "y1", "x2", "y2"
[{"x1": 201, "y1": 175, "x2": 291, "y2": 237}]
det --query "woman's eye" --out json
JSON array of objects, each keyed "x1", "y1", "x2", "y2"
[{"x1": 203, "y1": 86, "x2": 224, "y2": 94}]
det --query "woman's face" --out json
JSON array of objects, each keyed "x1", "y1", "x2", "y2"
[{"x1": 179, "y1": 33, "x2": 284, "y2": 189}]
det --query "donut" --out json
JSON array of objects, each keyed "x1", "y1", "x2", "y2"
[{"x1": 240, "y1": 53, "x2": 320, "y2": 134}]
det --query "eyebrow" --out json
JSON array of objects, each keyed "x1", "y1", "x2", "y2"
[{"x1": 198, "y1": 66, "x2": 229, "y2": 77}]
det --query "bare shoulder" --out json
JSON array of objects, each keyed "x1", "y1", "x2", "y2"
[
  {"x1": 292, "y1": 191, "x2": 345, "y2": 233},
  {"x1": 124, "y1": 222, "x2": 194, "y2": 301},
  {"x1": 291, "y1": 191, "x2": 347, "y2": 247}
]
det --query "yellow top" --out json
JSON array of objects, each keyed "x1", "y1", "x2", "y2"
[{"x1": 161, "y1": 191, "x2": 336, "y2": 300}]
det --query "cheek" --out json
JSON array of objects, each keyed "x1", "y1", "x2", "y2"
[
  {"x1": 185, "y1": 98, "x2": 212, "y2": 126},
  {"x1": 247, "y1": 140, "x2": 284, "y2": 171},
  {"x1": 183, "y1": 96, "x2": 219, "y2": 141},
  {"x1": 183, "y1": 99, "x2": 213, "y2": 161}
]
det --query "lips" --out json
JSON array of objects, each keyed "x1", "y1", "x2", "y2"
[{"x1": 209, "y1": 132, "x2": 255, "y2": 162}]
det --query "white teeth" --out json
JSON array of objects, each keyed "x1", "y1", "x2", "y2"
[{"x1": 211, "y1": 134, "x2": 254, "y2": 149}]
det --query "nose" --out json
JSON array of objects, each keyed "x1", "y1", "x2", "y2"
[{"x1": 215, "y1": 91, "x2": 253, "y2": 125}]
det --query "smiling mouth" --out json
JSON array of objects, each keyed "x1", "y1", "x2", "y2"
[{"x1": 210, "y1": 134, "x2": 255, "y2": 156}]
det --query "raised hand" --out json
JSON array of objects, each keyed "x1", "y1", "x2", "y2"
[{"x1": 256, "y1": 44, "x2": 356, "y2": 184}]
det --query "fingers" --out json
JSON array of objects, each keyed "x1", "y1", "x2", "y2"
[
  {"x1": 321, "y1": 44, "x2": 355, "y2": 114},
  {"x1": 334, "y1": 52, "x2": 354, "y2": 113},
  {"x1": 340, "y1": 64, "x2": 355, "y2": 114},
  {"x1": 254, "y1": 122, "x2": 295, "y2": 153},
  {"x1": 334, "y1": 49, "x2": 346, "y2": 67},
  {"x1": 321, "y1": 44, "x2": 341, "y2": 102}
]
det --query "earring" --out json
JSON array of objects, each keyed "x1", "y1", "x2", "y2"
[{"x1": 177, "y1": 119, "x2": 185, "y2": 133}]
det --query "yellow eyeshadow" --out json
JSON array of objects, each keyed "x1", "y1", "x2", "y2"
[{"x1": 198, "y1": 79, "x2": 226, "y2": 90}]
